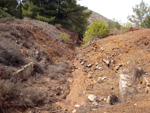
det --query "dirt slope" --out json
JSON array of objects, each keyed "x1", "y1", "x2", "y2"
[
  {"x1": 59, "y1": 28, "x2": 150, "y2": 113},
  {"x1": 1, "y1": 18, "x2": 150, "y2": 113},
  {"x1": 0, "y1": 18, "x2": 77, "y2": 113}
]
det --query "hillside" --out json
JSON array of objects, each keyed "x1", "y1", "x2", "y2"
[
  {"x1": 1, "y1": 18, "x2": 150, "y2": 113},
  {"x1": 0, "y1": 18, "x2": 77, "y2": 113},
  {"x1": 87, "y1": 9, "x2": 111, "y2": 25},
  {"x1": 58, "y1": 28, "x2": 150, "y2": 113}
]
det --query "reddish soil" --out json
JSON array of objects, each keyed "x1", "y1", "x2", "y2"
[
  {"x1": 59, "y1": 28, "x2": 150, "y2": 113},
  {"x1": 1, "y1": 18, "x2": 150, "y2": 113}
]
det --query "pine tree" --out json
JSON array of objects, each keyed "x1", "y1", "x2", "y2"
[
  {"x1": 141, "y1": 15, "x2": 150, "y2": 28},
  {"x1": 128, "y1": 0, "x2": 150, "y2": 27},
  {"x1": 22, "y1": 0, "x2": 91, "y2": 34},
  {"x1": 0, "y1": 0, "x2": 19, "y2": 17},
  {"x1": 56, "y1": 0, "x2": 91, "y2": 34}
]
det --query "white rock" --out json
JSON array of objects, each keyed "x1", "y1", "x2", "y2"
[
  {"x1": 101, "y1": 76, "x2": 107, "y2": 80},
  {"x1": 87, "y1": 64, "x2": 93, "y2": 68},
  {"x1": 92, "y1": 109, "x2": 97, "y2": 111},
  {"x1": 95, "y1": 66, "x2": 103, "y2": 70},
  {"x1": 97, "y1": 76, "x2": 107, "y2": 82},
  {"x1": 88, "y1": 94, "x2": 96, "y2": 102},
  {"x1": 100, "y1": 47, "x2": 104, "y2": 51},
  {"x1": 80, "y1": 61, "x2": 85, "y2": 65},
  {"x1": 74, "y1": 104, "x2": 80, "y2": 108},
  {"x1": 98, "y1": 67, "x2": 103, "y2": 70},
  {"x1": 35, "y1": 51, "x2": 39, "y2": 55},
  {"x1": 72, "y1": 109, "x2": 77, "y2": 113},
  {"x1": 103, "y1": 59, "x2": 110, "y2": 65},
  {"x1": 95, "y1": 62, "x2": 99, "y2": 66},
  {"x1": 119, "y1": 74, "x2": 131, "y2": 95}
]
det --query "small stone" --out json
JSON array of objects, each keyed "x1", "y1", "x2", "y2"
[
  {"x1": 102, "y1": 59, "x2": 110, "y2": 65},
  {"x1": 111, "y1": 60, "x2": 114, "y2": 63},
  {"x1": 97, "y1": 76, "x2": 107, "y2": 82},
  {"x1": 88, "y1": 94, "x2": 96, "y2": 102},
  {"x1": 92, "y1": 101, "x2": 98, "y2": 106},
  {"x1": 75, "y1": 104, "x2": 80, "y2": 108},
  {"x1": 98, "y1": 67, "x2": 103, "y2": 70},
  {"x1": 101, "y1": 76, "x2": 107, "y2": 80},
  {"x1": 88, "y1": 74, "x2": 92, "y2": 78},
  {"x1": 72, "y1": 109, "x2": 77, "y2": 113},
  {"x1": 87, "y1": 64, "x2": 93, "y2": 68},
  {"x1": 134, "y1": 103, "x2": 137, "y2": 106},
  {"x1": 90, "y1": 71, "x2": 94, "y2": 74},
  {"x1": 95, "y1": 66, "x2": 103, "y2": 70},
  {"x1": 100, "y1": 47, "x2": 104, "y2": 51},
  {"x1": 35, "y1": 51, "x2": 39, "y2": 55},
  {"x1": 95, "y1": 62, "x2": 99, "y2": 66},
  {"x1": 80, "y1": 61, "x2": 85, "y2": 65},
  {"x1": 92, "y1": 109, "x2": 96, "y2": 111}
]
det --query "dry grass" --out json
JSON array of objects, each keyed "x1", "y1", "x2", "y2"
[
  {"x1": 22, "y1": 87, "x2": 47, "y2": 107},
  {"x1": 0, "y1": 80, "x2": 20, "y2": 101}
]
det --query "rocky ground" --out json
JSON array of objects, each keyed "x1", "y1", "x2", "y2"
[
  {"x1": 58, "y1": 28, "x2": 150, "y2": 113},
  {"x1": 1, "y1": 18, "x2": 150, "y2": 113}
]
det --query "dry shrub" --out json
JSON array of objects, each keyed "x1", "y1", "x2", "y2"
[
  {"x1": 0, "y1": 65, "x2": 15, "y2": 79},
  {"x1": 0, "y1": 80, "x2": 20, "y2": 101},
  {"x1": 0, "y1": 18, "x2": 15, "y2": 24},
  {"x1": 0, "y1": 50, "x2": 26, "y2": 67},
  {"x1": 22, "y1": 87, "x2": 47, "y2": 107},
  {"x1": 48, "y1": 62, "x2": 69, "y2": 79},
  {"x1": 0, "y1": 39, "x2": 27, "y2": 67},
  {"x1": 33, "y1": 64, "x2": 44, "y2": 74}
]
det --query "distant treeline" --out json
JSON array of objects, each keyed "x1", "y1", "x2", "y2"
[{"x1": 0, "y1": 0, "x2": 91, "y2": 35}]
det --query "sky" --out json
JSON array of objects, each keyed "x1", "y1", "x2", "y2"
[{"x1": 77, "y1": 0, "x2": 150, "y2": 24}]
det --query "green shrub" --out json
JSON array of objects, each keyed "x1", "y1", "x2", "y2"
[
  {"x1": 83, "y1": 21, "x2": 109, "y2": 43},
  {"x1": 39, "y1": 22, "x2": 45, "y2": 28},
  {"x1": 142, "y1": 16, "x2": 150, "y2": 28},
  {"x1": 120, "y1": 22, "x2": 133, "y2": 34},
  {"x1": 108, "y1": 19, "x2": 121, "y2": 35},
  {"x1": 0, "y1": 9, "x2": 11, "y2": 18},
  {"x1": 60, "y1": 33, "x2": 70, "y2": 41},
  {"x1": 108, "y1": 20, "x2": 121, "y2": 30},
  {"x1": 36, "y1": 14, "x2": 55, "y2": 23}
]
